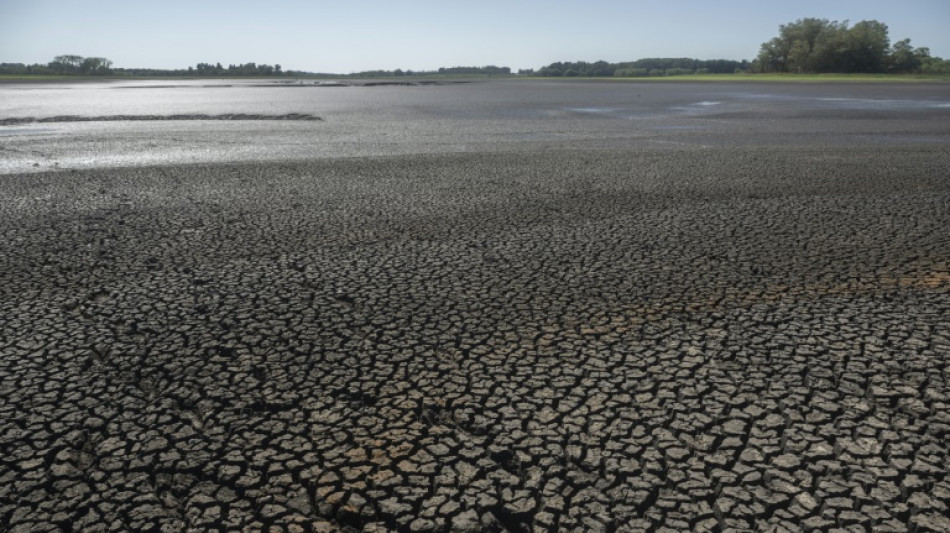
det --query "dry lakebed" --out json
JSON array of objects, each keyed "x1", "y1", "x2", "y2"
[{"x1": 1, "y1": 79, "x2": 950, "y2": 531}]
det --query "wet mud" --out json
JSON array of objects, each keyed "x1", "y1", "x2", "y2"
[{"x1": 0, "y1": 114, "x2": 323, "y2": 126}]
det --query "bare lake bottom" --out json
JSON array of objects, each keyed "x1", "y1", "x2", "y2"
[{"x1": 2, "y1": 79, "x2": 950, "y2": 531}]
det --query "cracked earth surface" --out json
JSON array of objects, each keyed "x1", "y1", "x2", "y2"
[{"x1": 2, "y1": 148, "x2": 949, "y2": 531}]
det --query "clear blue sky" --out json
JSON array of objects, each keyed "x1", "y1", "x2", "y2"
[{"x1": 2, "y1": 0, "x2": 949, "y2": 73}]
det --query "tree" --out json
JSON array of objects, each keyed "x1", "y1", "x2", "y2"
[
  {"x1": 845, "y1": 20, "x2": 890, "y2": 72},
  {"x1": 80, "y1": 57, "x2": 113, "y2": 75},
  {"x1": 919, "y1": 53, "x2": 950, "y2": 74},
  {"x1": 888, "y1": 39, "x2": 921, "y2": 73},
  {"x1": 755, "y1": 18, "x2": 847, "y2": 73},
  {"x1": 47, "y1": 55, "x2": 113, "y2": 75},
  {"x1": 49, "y1": 54, "x2": 84, "y2": 73},
  {"x1": 755, "y1": 18, "x2": 922, "y2": 74},
  {"x1": 788, "y1": 18, "x2": 848, "y2": 72}
]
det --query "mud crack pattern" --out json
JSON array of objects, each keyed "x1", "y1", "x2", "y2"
[{"x1": 1, "y1": 149, "x2": 949, "y2": 532}]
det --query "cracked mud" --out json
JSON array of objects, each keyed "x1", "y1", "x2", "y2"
[{"x1": 1, "y1": 148, "x2": 949, "y2": 532}]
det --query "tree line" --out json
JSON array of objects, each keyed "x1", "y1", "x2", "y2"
[
  {"x1": 438, "y1": 66, "x2": 510, "y2": 76},
  {"x1": 754, "y1": 18, "x2": 948, "y2": 74},
  {"x1": 346, "y1": 66, "x2": 511, "y2": 78},
  {"x1": 128, "y1": 62, "x2": 283, "y2": 77},
  {"x1": 1, "y1": 54, "x2": 115, "y2": 75},
  {"x1": 3, "y1": 20, "x2": 948, "y2": 79},
  {"x1": 532, "y1": 58, "x2": 750, "y2": 78},
  {"x1": 0, "y1": 56, "x2": 511, "y2": 78},
  {"x1": 528, "y1": 17, "x2": 948, "y2": 77},
  {"x1": 0, "y1": 56, "x2": 285, "y2": 77}
]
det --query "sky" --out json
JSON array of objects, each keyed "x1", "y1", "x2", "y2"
[{"x1": 2, "y1": 0, "x2": 949, "y2": 73}]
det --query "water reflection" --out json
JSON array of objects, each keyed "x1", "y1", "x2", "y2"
[{"x1": 0, "y1": 79, "x2": 947, "y2": 174}]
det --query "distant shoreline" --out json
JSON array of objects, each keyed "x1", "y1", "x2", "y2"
[{"x1": 3, "y1": 73, "x2": 949, "y2": 84}]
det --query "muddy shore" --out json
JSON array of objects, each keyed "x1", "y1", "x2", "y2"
[{"x1": 2, "y1": 147, "x2": 949, "y2": 531}]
